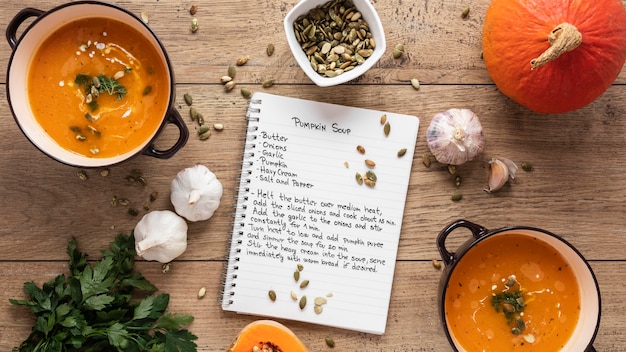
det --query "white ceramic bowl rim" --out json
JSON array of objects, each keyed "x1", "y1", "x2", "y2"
[
  {"x1": 283, "y1": 0, "x2": 386, "y2": 87},
  {"x1": 437, "y1": 221, "x2": 601, "y2": 352},
  {"x1": 5, "y1": 1, "x2": 188, "y2": 167}
]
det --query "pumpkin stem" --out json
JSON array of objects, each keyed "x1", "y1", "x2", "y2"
[{"x1": 530, "y1": 22, "x2": 582, "y2": 70}]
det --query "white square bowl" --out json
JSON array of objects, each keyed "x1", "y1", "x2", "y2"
[{"x1": 284, "y1": 0, "x2": 386, "y2": 87}]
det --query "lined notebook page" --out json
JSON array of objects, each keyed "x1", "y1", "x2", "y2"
[{"x1": 222, "y1": 92, "x2": 419, "y2": 334}]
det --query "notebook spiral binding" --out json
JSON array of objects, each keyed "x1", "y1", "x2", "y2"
[{"x1": 219, "y1": 97, "x2": 262, "y2": 306}]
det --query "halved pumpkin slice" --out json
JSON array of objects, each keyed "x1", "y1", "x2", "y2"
[{"x1": 227, "y1": 320, "x2": 309, "y2": 352}]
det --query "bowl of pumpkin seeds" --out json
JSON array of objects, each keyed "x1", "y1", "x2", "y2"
[{"x1": 284, "y1": 0, "x2": 386, "y2": 87}]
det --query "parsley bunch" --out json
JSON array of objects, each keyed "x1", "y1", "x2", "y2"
[{"x1": 9, "y1": 233, "x2": 197, "y2": 352}]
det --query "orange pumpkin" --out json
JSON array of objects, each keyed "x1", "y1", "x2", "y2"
[
  {"x1": 482, "y1": 0, "x2": 626, "y2": 114},
  {"x1": 227, "y1": 320, "x2": 309, "y2": 352}
]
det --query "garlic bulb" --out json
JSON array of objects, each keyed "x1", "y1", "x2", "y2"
[
  {"x1": 171, "y1": 164, "x2": 223, "y2": 222},
  {"x1": 426, "y1": 109, "x2": 485, "y2": 165},
  {"x1": 134, "y1": 210, "x2": 188, "y2": 263},
  {"x1": 484, "y1": 157, "x2": 518, "y2": 193}
]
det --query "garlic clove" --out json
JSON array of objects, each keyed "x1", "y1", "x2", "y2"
[
  {"x1": 171, "y1": 164, "x2": 223, "y2": 222},
  {"x1": 485, "y1": 157, "x2": 518, "y2": 193},
  {"x1": 426, "y1": 109, "x2": 485, "y2": 165}
]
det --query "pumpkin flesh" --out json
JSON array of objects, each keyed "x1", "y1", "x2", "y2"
[
  {"x1": 482, "y1": 0, "x2": 626, "y2": 113},
  {"x1": 227, "y1": 320, "x2": 309, "y2": 352}
]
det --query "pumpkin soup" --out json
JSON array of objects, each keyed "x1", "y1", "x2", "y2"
[
  {"x1": 28, "y1": 17, "x2": 169, "y2": 158},
  {"x1": 444, "y1": 233, "x2": 580, "y2": 351}
]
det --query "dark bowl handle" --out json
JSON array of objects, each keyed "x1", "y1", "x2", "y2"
[
  {"x1": 6, "y1": 8, "x2": 44, "y2": 49},
  {"x1": 436, "y1": 219, "x2": 489, "y2": 266},
  {"x1": 586, "y1": 346, "x2": 596, "y2": 352},
  {"x1": 143, "y1": 109, "x2": 189, "y2": 159}
]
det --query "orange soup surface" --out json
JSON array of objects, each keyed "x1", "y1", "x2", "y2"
[
  {"x1": 28, "y1": 17, "x2": 169, "y2": 158},
  {"x1": 445, "y1": 233, "x2": 580, "y2": 351}
]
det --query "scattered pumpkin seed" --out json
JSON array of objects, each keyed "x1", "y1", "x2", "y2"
[
  {"x1": 221, "y1": 75, "x2": 233, "y2": 84},
  {"x1": 521, "y1": 162, "x2": 533, "y2": 171},
  {"x1": 299, "y1": 295, "x2": 307, "y2": 309},
  {"x1": 344, "y1": 161, "x2": 349, "y2": 168},
  {"x1": 365, "y1": 159, "x2": 376, "y2": 168},
  {"x1": 422, "y1": 153, "x2": 432, "y2": 168},
  {"x1": 199, "y1": 130, "x2": 211, "y2": 140},
  {"x1": 451, "y1": 192, "x2": 463, "y2": 201},
  {"x1": 380, "y1": 114, "x2": 387, "y2": 125},
  {"x1": 197, "y1": 286, "x2": 206, "y2": 299},
  {"x1": 117, "y1": 198, "x2": 130, "y2": 206},
  {"x1": 190, "y1": 18, "x2": 199, "y2": 32},
  {"x1": 268, "y1": 290, "x2": 277, "y2": 301},
  {"x1": 161, "y1": 263, "x2": 171, "y2": 273},
  {"x1": 299, "y1": 279, "x2": 310, "y2": 288},
  {"x1": 127, "y1": 208, "x2": 139, "y2": 216},
  {"x1": 77, "y1": 170, "x2": 88, "y2": 180},
  {"x1": 213, "y1": 123, "x2": 224, "y2": 131},
  {"x1": 294, "y1": 270, "x2": 300, "y2": 282},
  {"x1": 410, "y1": 78, "x2": 420, "y2": 90},
  {"x1": 99, "y1": 168, "x2": 110, "y2": 177},
  {"x1": 140, "y1": 11, "x2": 149, "y2": 24},
  {"x1": 393, "y1": 44, "x2": 405, "y2": 59},
  {"x1": 240, "y1": 87, "x2": 251, "y2": 99},
  {"x1": 267, "y1": 43, "x2": 275, "y2": 56},
  {"x1": 183, "y1": 93, "x2": 193, "y2": 106},
  {"x1": 236, "y1": 55, "x2": 249, "y2": 66},
  {"x1": 325, "y1": 337, "x2": 336, "y2": 348},
  {"x1": 326, "y1": 292, "x2": 333, "y2": 297},
  {"x1": 455, "y1": 175, "x2": 461, "y2": 187},
  {"x1": 461, "y1": 6, "x2": 470, "y2": 19},
  {"x1": 290, "y1": 291, "x2": 298, "y2": 301},
  {"x1": 149, "y1": 191, "x2": 159, "y2": 202},
  {"x1": 432, "y1": 259, "x2": 442, "y2": 270},
  {"x1": 314, "y1": 305, "x2": 323, "y2": 314},
  {"x1": 447, "y1": 164, "x2": 457, "y2": 175},
  {"x1": 511, "y1": 327, "x2": 522, "y2": 335},
  {"x1": 297, "y1": 263, "x2": 304, "y2": 271},
  {"x1": 355, "y1": 172, "x2": 364, "y2": 185},
  {"x1": 314, "y1": 297, "x2": 327, "y2": 305},
  {"x1": 365, "y1": 170, "x2": 377, "y2": 182},
  {"x1": 397, "y1": 148, "x2": 407, "y2": 157},
  {"x1": 189, "y1": 107, "x2": 198, "y2": 120},
  {"x1": 189, "y1": 3, "x2": 198, "y2": 15},
  {"x1": 227, "y1": 64, "x2": 236, "y2": 79},
  {"x1": 224, "y1": 80, "x2": 236, "y2": 92},
  {"x1": 197, "y1": 124, "x2": 210, "y2": 134},
  {"x1": 383, "y1": 121, "x2": 391, "y2": 136},
  {"x1": 523, "y1": 334, "x2": 536, "y2": 344},
  {"x1": 356, "y1": 145, "x2": 366, "y2": 154},
  {"x1": 262, "y1": 78, "x2": 274, "y2": 88}
]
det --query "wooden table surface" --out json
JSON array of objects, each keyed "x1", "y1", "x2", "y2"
[{"x1": 1, "y1": 0, "x2": 625, "y2": 351}]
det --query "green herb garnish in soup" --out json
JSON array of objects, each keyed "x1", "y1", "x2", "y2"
[{"x1": 28, "y1": 17, "x2": 168, "y2": 158}]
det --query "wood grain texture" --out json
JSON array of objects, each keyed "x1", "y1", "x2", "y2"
[{"x1": 1, "y1": 0, "x2": 625, "y2": 350}]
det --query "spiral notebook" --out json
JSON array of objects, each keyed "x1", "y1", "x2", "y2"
[{"x1": 221, "y1": 92, "x2": 419, "y2": 334}]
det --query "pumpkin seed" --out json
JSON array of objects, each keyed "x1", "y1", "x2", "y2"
[
  {"x1": 448, "y1": 164, "x2": 457, "y2": 175},
  {"x1": 240, "y1": 87, "x2": 251, "y2": 99},
  {"x1": 344, "y1": 161, "x2": 349, "y2": 168},
  {"x1": 267, "y1": 43, "x2": 275, "y2": 56},
  {"x1": 77, "y1": 170, "x2": 88, "y2": 180},
  {"x1": 364, "y1": 177, "x2": 376, "y2": 187},
  {"x1": 451, "y1": 192, "x2": 463, "y2": 201},
  {"x1": 297, "y1": 263, "x2": 304, "y2": 271},
  {"x1": 127, "y1": 207, "x2": 139, "y2": 216},
  {"x1": 299, "y1": 279, "x2": 310, "y2": 288},
  {"x1": 384, "y1": 121, "x2": 391, "y2": 136},
  {"x1": 227, "y1": 64, "x2": 236, "y2": 79},
  {"x1": 521, "y1": 162, "x2": 533, "y2": 171},
  {"x1": 220, "y1": 75, "x2": 233, "y2": 84},
  {"x1": 99, "y1": 168, "x2": 110, "y2": 177},
  {"x1": 190, "y1": 18, "x2": 199, "y2": 32},
  {"x1": 314, "y1": 297, "x2": 327, "y2": 305},
  {"x1": 199, "y1": 130, "x2": 211, "y2": 140},
  {"x1": 213, "y1": 123, "x2": 224, "y2": 131},
  {"x1": 432, "y1": 259, "x2": 442, "y2": 270},
  {"x1": 410, "y1": 78, "x2": 420, "y2": 90},
  {"x1": 314, "y1": 305, "x2": 323, "y2": 314},
  {"x1": 325, "y1": 337, "x2": 335, "y2": 348},
  {"x1": 189, "y1": 107, "x2": 198, "y2": 120},
  {"x1": 455, "y1": 176, "x2": 461, "y2": 187},
  {"x1": 236, "y1": 55, "x2": 249, "y2": 66},
  {"x1": 197, "y1": 124, "x2": 210, "y2": 134},
  {"x1": 299, "y1": 295, "x2": 307, "y2": 309},
  {"x1": 393, "y1": 44, "x2": 404, "y2": 59},
  {"x1": 161, "y1": 263, "x2": 171, "y2": 273},
  {"x1": 365, "y1": 170, "x2": 377, "y2": 182},
  {"x1": 140, "y1": 11, "x2": 149, "y2": 24},
  {"x1": 197, "y1": 286, "x2": 206, "y2": 299},
  {"x1": 268, "y1": 290, "x2": 277, "y2": 301},
  {"x1": 356, "y1": 145, "x2": 365, "y2": 154},
  {"x1": 461, "y1": 7, "x2": 470, "y2": 19},
  {"x1": 293, "y1": 270, "x2": 300, "y2": 282},
  {"x1": 397, "y1": 148, "x2": 407, "y2": 157},
  {"x1": 189, "y1": 3, "x2": 198, "y2": 15},
  {"x1": 422, "y1": 153, "x2": 432, "y2": 168},
  {"x1": 355, "y1": 172, "x2": 363, "y2": 185},
  {"x1": 224, "y1": 80, "x2": 236, "y2": 92},
  {"x1": 365, "y1": 159, "x2": 376, "y2": 168},
  {"x1": 262, "y1": 78, "x2": 274, "y2": 88},
  {"x1": 183, "y1": 93, "x2": 193, "y2": 106},
  {"x1": 290, "y1": 291, "x2": 298, "y2": 301},
  {"x1": 380, "y1": 114, "x2": 387, "y2": 125}
]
